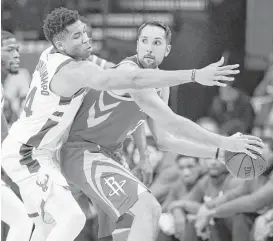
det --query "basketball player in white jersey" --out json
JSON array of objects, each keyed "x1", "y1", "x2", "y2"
[
  {"x1": 1, "y1": 30, "x2": 34, "y2": 241},
  {"x1": 1, "y1": 7, "x2": 256, "y2": 241}
]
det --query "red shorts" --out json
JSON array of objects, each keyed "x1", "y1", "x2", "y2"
[{"x1": 60, "y1": 142, "x2": 148, "y2": 237}]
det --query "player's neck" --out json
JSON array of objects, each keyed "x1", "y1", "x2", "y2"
[{"x1": 55, "y1": 48, "x2": 82, "y2": 61}]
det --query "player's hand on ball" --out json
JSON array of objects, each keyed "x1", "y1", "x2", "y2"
[
  {"x1": 195, "y1": 57, "x2": 240, "y2": 87},
  {"x1": 226, "y1": 132, "x2": 264, "y2": 159}
]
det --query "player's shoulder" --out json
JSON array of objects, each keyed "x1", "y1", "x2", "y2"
[
  {"x1": 116, "y1": 61, "x2": 139, "y2": 70},
  {"x1": 116, "y1": 55, "x2": 140, "y2": 70},
  {"x1": 57, "y1": 60, "x2": 102, "y2": 78}
]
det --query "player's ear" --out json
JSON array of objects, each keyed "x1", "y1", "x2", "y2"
[
  {"x1": 164, "y1": 45, "x2": 171, "y2": 57},
  {"x1": 55, "y1": 41, "x2": 64, "y2": 51}
]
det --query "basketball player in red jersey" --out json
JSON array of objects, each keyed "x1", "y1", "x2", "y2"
[{"x1": 60, "y1": 20, "x2": 264, "y2": 241}]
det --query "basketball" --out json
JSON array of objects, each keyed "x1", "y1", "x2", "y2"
[{"x1": 225, "y1": 152, "x2": 268, "y2": 179}]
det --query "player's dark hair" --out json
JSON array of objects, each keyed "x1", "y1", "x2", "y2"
[
  {"x1": 176, "y1": 155, "x2": 199, "y2": 163},
  {"x1": 1, "y1": 30, "x2": 16, "y2": 46},
  {"x1": 43, "y1": 7, "x2": 80, "y2": 44},
  {"x1": 137, "y1": 21, "x2": 172, "y2": 44}
]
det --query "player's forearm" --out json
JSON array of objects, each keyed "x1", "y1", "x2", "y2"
[
  {"x1": 158, "y1": 133, "x2": 217, "y2": 158},
  {"x1": 168, "y1": 115, "x2": 228, "y2": 149},
  {"x1": 91, "y1": 68, "x2": 193, "y2": 90}
]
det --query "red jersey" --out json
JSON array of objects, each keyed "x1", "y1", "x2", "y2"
[{"x1": 67, "y1": 55, "x2": 146, "y2": 151}]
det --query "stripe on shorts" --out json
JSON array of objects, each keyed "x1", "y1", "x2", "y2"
[
  {"x1": 28, "y1": 212, "x2": 39, "y2": 218},
  {"x1": 83, "y1": 151, "x2": 142, "y2": 218}
]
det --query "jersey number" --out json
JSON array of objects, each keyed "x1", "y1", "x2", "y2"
[{"x1": 24, "y1": 87, "x2": 37, "y2": 117}]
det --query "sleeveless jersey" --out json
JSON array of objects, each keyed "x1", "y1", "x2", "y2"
[
  {"x1": 8, "y1": 46, "x2": 87, "y2": 152},
  {"x1": 67, "y1": 55, "x2": 147, "y2": 151}
]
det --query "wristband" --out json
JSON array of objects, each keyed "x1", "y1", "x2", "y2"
[{"x1": 191, "y1": 69, "x2": 196, "y2": 83}]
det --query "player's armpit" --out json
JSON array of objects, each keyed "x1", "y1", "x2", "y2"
[{"x1": 161, "y1": 87, "x2": 170, "y2": 104}]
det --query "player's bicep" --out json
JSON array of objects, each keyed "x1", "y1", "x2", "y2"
[{"x1": 50, "y1": 61, "x2": 102, "y2": 97}]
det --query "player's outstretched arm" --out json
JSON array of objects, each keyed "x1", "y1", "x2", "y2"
[
  {"x1": 50, "y1": 57, "x2": 239, "y2": 97},
  {"x1": 147, "y1": 120, "x2": 218, "y2": 158},
  {"x1": 129, "y1": 88, "x2": 264, "y2": 158}
]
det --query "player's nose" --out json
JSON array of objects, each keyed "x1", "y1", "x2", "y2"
[
  {"x1": 82, "y1": 33, "x2": 90, "y2": 44},
  {"x1": 146, "y1": 44, "x2": 153, "y2": 53},
  {"x1": 13, "y1": 50, "x2": 20, "y2": 58}
]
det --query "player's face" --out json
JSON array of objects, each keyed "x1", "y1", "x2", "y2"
[
  {"x1": 178, "y1": 157, "x2": 200, "y2": 186},
  {"x1": 1, "y1": 38, "x2": 20, "y2": 74},
  {"x1": 137, "y1": 25, "x2": 171, "y2": 69},
  {"x1": 60, "y1": 20, "x2": 92, "y2": 59},
  {"x1": 206, "y1": 150, "x2": 227, "y2": 177}
]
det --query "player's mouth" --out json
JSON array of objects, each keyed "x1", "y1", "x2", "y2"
[
  {"x1": 10, "y1": 60, "x2": 20, "y2": 68},
  {"x1": 86, "y1": 46, "x2": 92, "y2": 51},
  {"x1": 144, "y1": 56, "x2": 155, "y2": 60}
]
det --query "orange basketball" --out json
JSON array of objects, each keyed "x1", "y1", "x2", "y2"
[{"x1": 225, "y1": 152, "x2": 268, "y2": 179}]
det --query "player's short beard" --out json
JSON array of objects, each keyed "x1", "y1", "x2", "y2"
[
  {"x1": 139, "y1": 58, "x2": 158, "y2": 69},
  {"x1": 9, "y1": 67, "x2": 19, "y2": 75}
]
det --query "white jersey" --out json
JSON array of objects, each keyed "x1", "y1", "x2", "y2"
[{"x1": 8, "y1": 46, "x2": 87, "y2": 152}]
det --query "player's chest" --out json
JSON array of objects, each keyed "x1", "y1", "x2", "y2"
[{"x1": 83, "y1": 90, "x2": 142, "y2": 117}]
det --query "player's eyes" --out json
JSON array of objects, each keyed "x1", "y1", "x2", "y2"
[
  {"x1": 141, "y1": 39, "x2": 148, "y2": 44},
  {"x1": 154, "y1": 41, "x2": 162, "y2": 45},
  {"x1": 74, "y1": 34, "x2": 80, "y2": 39}
]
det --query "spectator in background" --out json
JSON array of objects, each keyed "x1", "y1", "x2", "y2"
[
  {"x1": 2, "y1": 68, "x2": 31, "y2": 120},
  {"x1": 252, "y1": 45, "x2": 273, "y2": 139},
  {"x1": 168, "y1": 149, "x2": 244, "y2": 241},
  {"x1": 253, "y1": 41, "x2": 273, "y2": 97},
  {"x1": 195, "y1": 138, "x2": 273, "y2": 241},
  {"x1": 208, "y1": 85, "x2": 255, "y2": 135},
  {"x1": 1, "y1": 30, "x2": 31, "y2": 125},
  {"x1": 158, "y1": 155, "x2": 202, "y2": 241}
]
